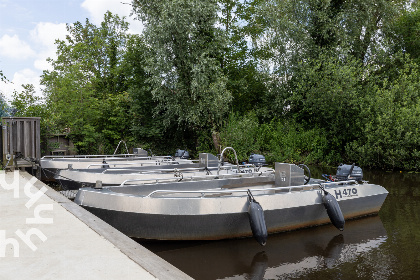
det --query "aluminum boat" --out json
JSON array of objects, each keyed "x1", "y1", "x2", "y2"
[
  {"x1": 74, "y1": 159, "x2": 388, "y2": 243},
  {"x1": 54, "y1": 153, "x2": 248, "y2": 189},
  {"x1": 40, "y1": 149, "x2": 193, "y2": 181}
]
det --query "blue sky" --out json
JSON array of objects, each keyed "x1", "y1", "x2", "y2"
[{"x1": 0, "y1": 0, "x2": 143, "y2": 103}]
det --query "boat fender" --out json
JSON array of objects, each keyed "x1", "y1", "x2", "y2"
[
  {"x1": 320, "y1": 185, "x2": 345, "y2": 231},
  {"x1": 247, "y1": 190, "x2": 268, "y2": 246}
]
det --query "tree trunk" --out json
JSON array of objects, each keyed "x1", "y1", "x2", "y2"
[{"x1": 212, "y1": 131, "x2": 221, "y2": 154}]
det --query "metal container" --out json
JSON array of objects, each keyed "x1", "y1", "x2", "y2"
[
  {"x1": 275, "y1": 163, "x2": 305, "y2": 187},
  {"x1": 1, "y1": 117, "x2": 41, "y2": 168}
]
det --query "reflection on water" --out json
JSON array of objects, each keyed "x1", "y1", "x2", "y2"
[
  {"x1": 249, "y1": 252, "x2": 268, "y2": 280},
  {"x1": 139, "y1": 168, "x2": 420, "y2": 279},
  {"x1": 142, "y1": 216, "x2": 387, "y2": 279}
]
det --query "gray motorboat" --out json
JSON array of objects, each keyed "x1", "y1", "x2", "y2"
[
  {"x1": 40, "y1": 148, "x2": 193, "y2": 181},
  {"x1": 54, "y1": 162, "x2": 201, "y2": 190},
  {"x1": 54, "y1": 152, "x2": 250, "y2": 190},
  {"x1": 74, "y1": 158, "x2": 388, "y2": 244}
]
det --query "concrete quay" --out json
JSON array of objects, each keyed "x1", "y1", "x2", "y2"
[{"x1": 0, "y1": 170, "x2": 193, "y2": 280}]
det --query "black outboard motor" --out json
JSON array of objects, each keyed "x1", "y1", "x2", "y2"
[
  {"x1": 336, "y1": 163, "x2": 363, "y2": 181},
  {"x1": 174, "y1": 149, "x2": 190, "y2": 159},
  {"x1": 249, "y1": 154, "x2": 266, "y2": 166}
]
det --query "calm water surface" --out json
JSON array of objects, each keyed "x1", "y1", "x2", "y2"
[{"x1": 140, "y1": 167, "x2": 420, "y2": 279}]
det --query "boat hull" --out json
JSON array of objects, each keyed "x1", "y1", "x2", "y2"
[
  {"x1": 55, "y1": 163, "x2": 258, "y2": 190},
  {"x1": 75, "y1": 181, "x2": 388, "y2": 240}
]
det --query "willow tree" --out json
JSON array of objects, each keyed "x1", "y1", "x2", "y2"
[{"x1": 131, "y1": 0, "x2": 232, "y2": 152}]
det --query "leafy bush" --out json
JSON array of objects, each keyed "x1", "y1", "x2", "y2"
[
  {"x1": 346, "y1": 55, "x2": 420, "y2": 170},
  {"x1": 219, "y1": 113, "x2": 330, "y2": 165},
  {"x1": 261, "y1": 120, "x2": 330, "y2": 164},
  {"x1": 219, "y1": 111, "x2": 261, "y2": 162}
]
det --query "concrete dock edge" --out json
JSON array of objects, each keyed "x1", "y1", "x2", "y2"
[{"x1": 21, "y1": 171, "x2": 194, "y2": 280}]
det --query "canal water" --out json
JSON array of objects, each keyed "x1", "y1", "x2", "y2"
[{"x1": 140, "y1": 167, "x2": 420, "y2": 279}]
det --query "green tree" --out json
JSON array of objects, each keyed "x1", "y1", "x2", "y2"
[
  {"x1": 132, "y1": 0, "x2": 232, "y2": 152},
  {"x1": 287, "y1": 55, "x2": 367, "y2": 162},
  {"x1": 41, "y1": 12, "x2": 134, "y2": 154},
  {"x1": 11, "y1": 84, "x2": 45, "y2": 117},
  {"x1": 260, "y1": 0, "x2": 403, "y2": 66},
  {"x1": 0, "y1": 70, "x2": 9, "y2": 117},
  {"x1": 249, "y1": 0, "x2": 412, "y2": 165},
  {"x1": 9, "y1": 84, "x2": 56, "y2": 153},
  {"x1": 219, "y1": 0, "x2": 271, "y2": 118},
  {"x1": 347, "y1": 54, "x2": 420, "y2": 170},
  {"x1": 391, "y1": 8, "x2": 420, "y2": 62},
  {"x1": 0, "y1": 70, "x2": 7, "y2": 83},
  {"x1": 124, "y1": 35, "x2": 164, "y2": 151},
  {"x1": 0, "y1": 95, "x2": 9, "y2": 117}
]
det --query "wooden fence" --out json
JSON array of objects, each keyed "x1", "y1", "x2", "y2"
[{"x1": 1, "y1": 117, "x2": 41, "y2": 168}]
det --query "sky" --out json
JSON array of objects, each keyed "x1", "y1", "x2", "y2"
[{"x1": 0, "y1": 0, "x2": 143, "y2": 103}]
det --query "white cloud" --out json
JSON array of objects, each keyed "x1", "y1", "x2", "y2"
[
  {"x1": 30, "y1": 22, "x2": 68, "y2": 71},
  {"x1": 0, "y1": 34, "x2": 36, "y2": 59},
  {"x1": 0, "y1": 68, "x2": 42, "y2": 103},
  {"x1": 81, "y1": 0, "x2": 126, "y2": 24},
  {"x1": 1, "y1": 1, "x2": 145, "y2": 105},
  {"x1": 31, "y1": 22, "x2": 68, "y2": 47},
  {"x1": 81, "y1": 0, "x2": 143, "y2": 34},
  {"x1": 0, "y1": 21, "x2": 69, "y2": 104}
]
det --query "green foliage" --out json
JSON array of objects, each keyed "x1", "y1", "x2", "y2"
[
  {"x1": 132, "y1": 0, "x2": 232, "y2": 132},
  {"x1": 261, "y1": 120, "x2": 330, "y2": 164},
  {"x1": 391, "y1": 8, "x2": 420, "y2": 62},
  {"x1": 285, "y1": 54, "x2": 366, "y2": 160},
  {"x1": 216, "y1": 1, "x2": 272, "y2": 120},
  {"x1": 0, "y1": 70, "x2": 8, "y2": 83},
  {"x1": 11, "y1": 84, "x2": 45, "y2": 117},
  {"x1": 125, "y1": 35, "x2": 164, "y2": 145},
  {"x1": 220, "y1": 111, "x2": 261, "y2": 162},
  {"x1": 41, "y1": 12, "x2": 135, "y2": 154},
  {"x1": 9, "y1": 84, "x2": 57, "y2": 153},
  {"x1": 0, "y1": 70, "x2": 10, "y2": 117},
  {"x1": 259, "y1": 0, "x2": 401, "y2": 73},
  {"x1": 12, "y1": 2, "x2": 417, "y2": 171},
  {"x1": 196, "y1": 129, "x2": 217, "y2": 155},
  {"x1": 0, "y1": 96, "x2": 9, "y2": 118},
  {"x1": 346, "y1": 55, "x2": 420, "y2": 170},
  {"x1": 219, "y1": 112, "x2": 329, "y2": 164}
]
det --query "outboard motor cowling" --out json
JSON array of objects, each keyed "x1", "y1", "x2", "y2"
[
  {"x1": 175, "y1": 149, "x2": 190, "y2": 159},
  {"x1": 336, "y1": 164, "x2": 363, "y2": 181},
  {"x1": 249, "y1": 154, "x2": 266, "y2": 166}
]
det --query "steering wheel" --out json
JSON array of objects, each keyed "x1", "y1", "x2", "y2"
[{"x1": 299, "y1": 164, "x2": 311, "y2": 185}]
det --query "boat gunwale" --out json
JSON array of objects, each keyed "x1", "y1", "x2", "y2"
[
  {"x1": 143, "y1": 180, "x2": 359, "y2": 198},
  {"x1": 80, "y1": 179, "x2": 372, "y2": 200}
]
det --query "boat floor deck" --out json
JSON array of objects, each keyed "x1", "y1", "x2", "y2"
[
  {"x1": 0, "y1": 171, "x2": 192, "y2": 280},
  {"x1": 104, "y1": 176, "x2": 318, "y2": 198}
]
